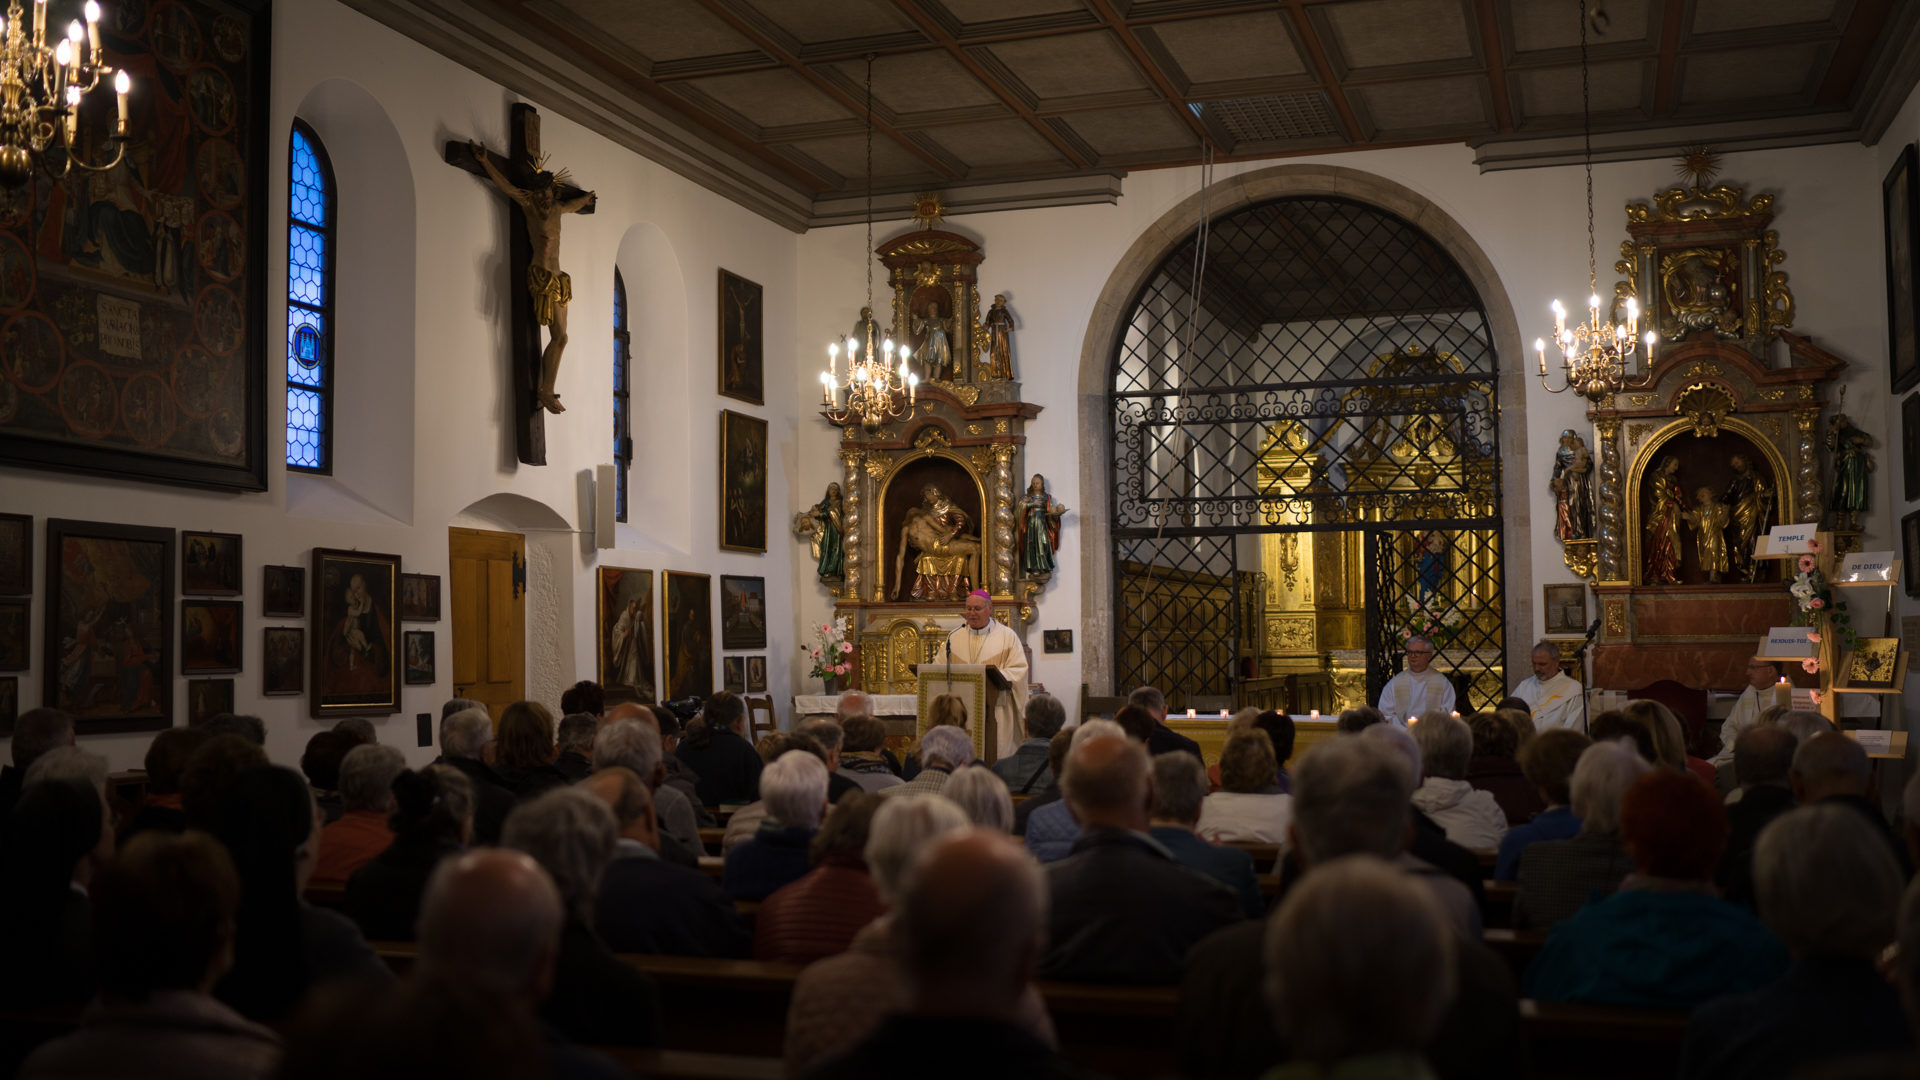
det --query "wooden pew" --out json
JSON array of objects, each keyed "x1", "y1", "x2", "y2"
[
  {"x1": 1520, "y1": 999, "x2": 1689, "y2": 1079},
  {"x1": 305, "y1": 881, "x2": 348, "y2": 910},
  {"x1": 1483, "y1": 879, "x2": 1518, "y2": 929},
  {"x1": 1482, "y1": 928, "x2": 1548, "y2": 983},
  {"x1": 598, "y1": 1048, "x2": 784, "y2": 1079},
  {"x1": 697, "y1": 827, "x2": 725, "y2": 855},
  {"x1": 1220, "y1": 840, "x2": 1281, "y2": 874}
]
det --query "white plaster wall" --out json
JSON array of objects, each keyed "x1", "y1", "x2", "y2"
[
  {"x1": 796, "y1": 140, "x2": 1896, "y2": 724},
  {"x1": 2, "y1": 0, "x2": 801, "y2": 771}
]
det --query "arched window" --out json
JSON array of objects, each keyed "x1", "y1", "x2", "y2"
[
  {"x1": 613, "y1": 269, "x2": 632, "y2": 521},
  {"x1": 287, "y1": 121, "x2": 335, "y2": 472}
]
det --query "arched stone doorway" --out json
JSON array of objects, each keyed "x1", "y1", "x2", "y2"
[{"x1": 1075, "y1": 166, "x2": 1534, "y2": 711}]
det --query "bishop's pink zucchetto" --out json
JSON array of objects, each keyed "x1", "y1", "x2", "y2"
[{"x1": 969, "y1": 589, "x2": 990, "y2": 600}]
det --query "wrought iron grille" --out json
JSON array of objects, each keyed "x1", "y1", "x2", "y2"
[
  {"x1": 1110, "y1": 196, "x2": 1505, "y2": 707},
  {"x1": 1363, "y1": 527, "x2": 1508, "y2": 711}
]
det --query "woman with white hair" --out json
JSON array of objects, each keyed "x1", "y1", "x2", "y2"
[
  {"x1": 879, "y1": 726, "x2": 973, "y2": 799},
  {"x1": 942, "y1": 767, "x2": 1014, "y2": 832},
  {"x1": 723, "y1": 750, "x2": 829, "y2": 901},
  {"x1": 784, "y1": 795, "x2": 1057, "y2": 1074},
  {"x1": 1513, "y1": 738, "x2": 1649, "y2": 930}
]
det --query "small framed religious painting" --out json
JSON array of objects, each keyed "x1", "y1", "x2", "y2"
[
  {"x1": 0, "y1": 513, "x2": 30, "y2": 595},
  {"x1": 1543, "y1": 584, "x2": 1587, "y2": 635},
  {"x1": 718, "y1": 269, "x2": 763, "y2": 405},
  {"x1": 720, "y1": 575, "x2": 767, "y2": 650},
  {"x1": 663, "y1": 571, "x2": 713, "y2": 702},
  {"x1": 401, "y1": 573, "x2": 441, "y2": 622},
  {"x1": 187, "y1": 679, "x2": 235, "y2": 724},
  {"x1": 181, "y1": 600, "x2": 244, "y2": 675},
  {"x1": 720, "y1": 411, "x2": 767, "y2": 552},
  {"x1": 262, "y1": 627, "x2": 304, "y2": 696},
  {"x1": 1043, "y1": 629, "x2": 1073, "y2": 654},
  {"x1": 746, "y1": 655, "x2": 767, "y2": 694},
  {"x1": 311, "y1": 548, "x2": 402, "y2": 718},
  {"x1": 181, "y1": 531, "x2": 244, "y2": 595},
  {"x1": 263, "y1": 565, "x2": 305, "y2": 618},
  {"x1": 1847, "y1": 638, "x2": 1902, "y2": 690},
  {"x1": 723, "y1": 656, "x2": 746, "y2": 694},
  {"x1": 1886, "y1": 144, "x2": 1920, "y2": 394},
  {"x1": 0, "y1": 598, "x2": 27, "y2": 671},
  {"x1": 404, "y1": 630, "x2": 436, "y2": 686},
  {"x1": 44, "y1": 519, "x2": 173, "y2": 733},
  {"x1": 1905, "y1": 393, "x2": 1920, "y2": 501}
]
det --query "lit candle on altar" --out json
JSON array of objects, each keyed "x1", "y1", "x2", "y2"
[
  {"x1": 1186, "y1": 708, "x2": 1195, "y2": 719},
  {"x1": 1219, "y1": 709, "x2": 1228, "y2": 719},
  {"x1": 1774, "y1": 676, "x2": 1791, "y2": 710},
  {"x1": 1309, "y1": 709, "x2": 1319, "y2": 722},
  {"x1": 1450, "y1": 711, "x2": 1460, "y2": 720}
]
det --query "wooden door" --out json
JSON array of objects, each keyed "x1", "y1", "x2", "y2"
[{"x1": 449, "y1": 527, "x2": 525, "y2": 722}]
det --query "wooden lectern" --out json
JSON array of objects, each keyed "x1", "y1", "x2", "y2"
[{"x1": 913, "y1": 663, "x2": 1011, "y2": 765}]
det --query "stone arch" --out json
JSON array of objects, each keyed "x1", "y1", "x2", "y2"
[{"x1": 1074, "y1": 164, "x2": 1533, "y2": 698}]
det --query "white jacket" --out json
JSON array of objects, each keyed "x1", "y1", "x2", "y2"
[
  {"x1": 1410, "y1": 777, "x2": 1508, "y2": 850},
  {"x1": 1196, "y1": 791, "x2": 1294, "y2": 844}
]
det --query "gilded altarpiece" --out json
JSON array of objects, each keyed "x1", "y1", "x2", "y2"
[
  {"x1": 1565, "y1": 179, "x2": 1850, "y2": 691},
  {"x1": 813, "y1": 227, "x2": 1047, "y2": 693}
]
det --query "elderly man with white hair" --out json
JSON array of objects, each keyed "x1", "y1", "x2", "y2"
[
  {"x1": 1514, "y1": 641, "x2": 1583, "y2": 732},
  {"x1": 435, "y1": 707, "x2": 516, "y2": 845},
  {"x1": 723, "y1": 750, "x2": 830, "y2": 901},
  {"x1": 1514, "y1": 738, "x2": 1649, "y2": 930},
  {"x1": 502, "y1": 788, "x2": 660, "y2": 1049},
  {"x1": 593, "y1": 716, "x2": 703, "y2": 868},
  {"x1": 880, "y1": 725, "x2": 973, "y2": 799},
  {"x1": 1680, "y1": 804, "x2": 1913, "y2": 1079},
  {"x1": 1023, "y1": 719, "x2": 1125, "y2": 862},
  {"x1": 1790, "y1": 732, "x2": 1912, "y2": 877},
  {"x1": 1377, "y1": 636, "x2": 1455, "y2": 726}
]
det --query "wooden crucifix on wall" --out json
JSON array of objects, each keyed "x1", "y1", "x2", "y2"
[{"x1": 444, "y1": 103, "x2": 596, "y2": 466}]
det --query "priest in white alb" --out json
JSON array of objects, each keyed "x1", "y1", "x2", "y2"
[
  {"x1": 942, "y1": 589, "x2": 1029, "y2": 760},
  {"x1": 1708, "y1": 655, "x2": 1782, "y2": 774},
  {"x1": 1377, "y1": 636, "x2": 1454, "y2": 726},
  {"x1": 1513, "y1": 642, "x2": 1583, "y2": 732}
]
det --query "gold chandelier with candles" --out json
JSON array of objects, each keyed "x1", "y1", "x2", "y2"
[
  {"x1": 819, "y1": 53, "x2": 917, "y2": 434},
  {"x1": 0, "y1": 0, "x2": 133, "y2": 189},
  {"x1": 1535, "y1": 0, "x2": 1654, "y2": 403}
]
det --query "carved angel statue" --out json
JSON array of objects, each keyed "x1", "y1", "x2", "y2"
[
  {"x1": 913, "y1": 301, "x2": 956, "y2": 382},
  {"x1": 1016, "y1": 474, "x2": 1067, "y2": 577},
  {"x1": 791, "y1": 482, "x2": 845, "y2": 581},
  {"x1": 1826, "y1": 412, "x2": 1873, "y2": 531}
]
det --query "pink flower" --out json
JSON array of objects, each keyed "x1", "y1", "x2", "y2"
[
  {"x1": 1806, "y1": 539, "x2": 1822, "y2": 553},
  {"x1": 810, "y1": 647, "x2": 822, "y2": 659},
  {"x1": 1809, "y1": 690, "x2": 1822, "y2": 706},
  {"x1": 835, "y1": 664, "x2": 848, "y2": 675},
  {"x1": 1802, "y1": 658, "x2": 1819, "y2": 674},
  {"x1": 840, "y1": 641, "x2": 853, "y2": 654},
  {"x1": 1806, "y1": 631, "x2": 1821, "y2": 644},
  {"x1": 1809, "y1": 597, "x2": 1826, "y2": 610},
  {"x1": 1798, "y1": 555, "x2": 1817, "y2": 573}
]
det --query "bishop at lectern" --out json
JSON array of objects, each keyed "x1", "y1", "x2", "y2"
[{"x1": 940, "y1": 590, "x2": 1029, "y2": 759}]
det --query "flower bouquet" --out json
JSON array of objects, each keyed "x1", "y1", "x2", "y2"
[
  {"x1": 1399, "y1": 596, "x2": 1465, "y2": 651},
  {"x1": 807, "y1": 616, "x2": 855, "y2": 690},
  {"x1": 1787, "y1": 539, "x2": 1854, "y2": 653}
]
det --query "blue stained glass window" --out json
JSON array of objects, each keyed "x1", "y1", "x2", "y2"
[
  {"x1": 613, "y1": 270, "x2": 632, "y2": 522},
  {"x1": 286, "y1": 121, "x2": 334, "y2": 473}
]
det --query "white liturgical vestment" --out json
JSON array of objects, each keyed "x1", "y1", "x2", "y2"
[
  {"x1": 1515, "y1": 672, "x2": 1583, "y2": 732},
  {"x1": 943, "y1": 620, "x2": 1029, "y2": 760},
  {"x1": 1378, "y1": 669, "x2": 1455, "y2": 726},
  {"x1": 1710, "y1": 685, "x2": 1764, "y2": 767}
]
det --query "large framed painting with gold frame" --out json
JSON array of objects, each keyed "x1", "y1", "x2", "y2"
[
  {"x1": 720, "y1": 410, "x2": 767, "y2": 553},
  {"x1": 310, "y1": 548, "x2": 400, "y2": 718},
  {"x1": 0, "y1": 0, "x2": 272, "y2": 490},
  {"x1": 596, "y1": 566, "x2": 655, "y2": 703},
  {"x1": 663, "y1": 570, "x2": 712, "y2": 702}
]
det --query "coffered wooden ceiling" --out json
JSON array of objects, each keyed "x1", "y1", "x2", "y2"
[{"x1": 352, "y1": 0, "x2": 1920, "y2": 230}]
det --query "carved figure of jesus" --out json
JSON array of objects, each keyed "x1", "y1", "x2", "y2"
[{"x1": 469, "y1": 140, "x2": 595, "y2": 414}]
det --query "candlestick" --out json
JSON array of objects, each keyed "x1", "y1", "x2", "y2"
[{"x1": 35, "y1": 0, "x2": 47, "y2": 43}]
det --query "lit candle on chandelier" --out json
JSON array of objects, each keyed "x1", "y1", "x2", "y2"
[
  {"x1": 114, "y1": 70, "x2": 130, "y2": 133},
  {"x1": 84, "y1": 1, "x2": 100, "y2": 56}
]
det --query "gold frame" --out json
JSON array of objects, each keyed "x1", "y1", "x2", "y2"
[
  {"x1": 717, "y1": 269, "x2": 763, "y2": 405},
  {"x1": 594, "y1": 566, "x2": 655, "y2": 702},
  {"x1": 874, "y1": 445, "x2": 995, "y2": 602},
  {"x1": 719, "y1": 409, "x2": 768, "y2": 553},
  {"x1": 1623, "y1": 417, "x2": 1793, "y2": 586},
  {"x1": 662, "y1": 570, "x2": 713, "y2": 702}
]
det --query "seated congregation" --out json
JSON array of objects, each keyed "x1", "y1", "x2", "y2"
[{"x1": 3, "y1": 676, "x2": 1920, "y2": 1080}]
